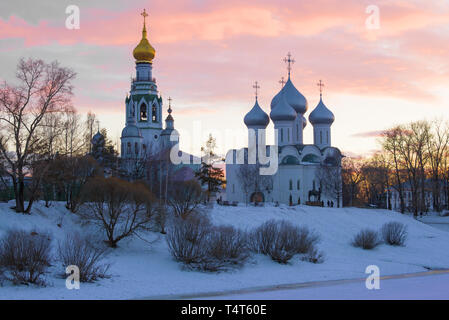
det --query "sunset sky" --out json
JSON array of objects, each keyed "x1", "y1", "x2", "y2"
[{"x1": 1, "y1": 0, "x2": 449, "y2": 157}]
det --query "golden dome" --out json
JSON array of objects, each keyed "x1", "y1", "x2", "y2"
[{"x1": 133, "y1": 11, "x2": 155, "y2": 63}]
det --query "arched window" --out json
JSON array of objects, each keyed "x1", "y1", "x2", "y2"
[
  {"x1": 281, "y1": 155, "x2": 300, "y2": 165},
  {"x1": 152, "y1": 105, "x2": 157, "y2": 122},
  {"x1": 127, "y1": 142, "x2": 131, "y2": 154},
  {"x1": 287, "y1": 128, "x2": 290, "y2": 142},
  {"x1": 289, "y1": 179, "x2": 293, "y2": 190},
  {"x1": 280, "y1": 128, "x2": 284, "y2": 142},
  {"x1": 140, "y1": 103, "x2": 147, "y2": 121},
  {"x1": 297, "y1": 179, "x2": 300, "y2": 190},
  {"x1": 135, "y1": 142, "x2": 139, "y2": 155},
  {"x1": 296, "y1": 124, "x2": 299, "y2": 140},
  {"x1": 302, "y1": 154, "x2": 320, "y2": 163},
  {"x1": 142, "y1": 144, "x2": 147, "y2": 155}
]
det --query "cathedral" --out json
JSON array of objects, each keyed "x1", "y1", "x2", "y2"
[
  {"x1": 120, "y1": 10, "x2": 179, "y2": 163},
  {"x1": 225, "y1": 55, "x2": 343, "y2": 206}
]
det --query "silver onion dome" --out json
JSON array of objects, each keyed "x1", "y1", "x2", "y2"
[
  {"x1": 283, "y1": 78, "x2": 308, "y2": 114},
  {"x1": 270, "y1": 94, "x2": 297, "y2": 122},
  {"x1": 309, "y1": 97, "x2": 335, "y2": 125},
  {"x1": 244, "y1": 99, "x2": 270, "y2": 127}
]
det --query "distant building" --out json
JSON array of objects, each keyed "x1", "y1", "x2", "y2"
[
  {"x1": 225, "y1": 59, "x2": 342, "y2": 206},
  {"x1": 387, "y1": 180, "x2": 448, "y2": 212}
]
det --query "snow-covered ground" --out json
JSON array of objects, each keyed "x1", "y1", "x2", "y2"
[
  {"x1": 1, "y1": 201, "x2": 449, "y2": 300},
  {"x1": 418, "y1": 213, "x2": 449, "y2": 232}
]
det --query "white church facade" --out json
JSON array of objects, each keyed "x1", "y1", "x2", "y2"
[{"x1": 225, "y1": 57, "x2": 342, "y2": 206}]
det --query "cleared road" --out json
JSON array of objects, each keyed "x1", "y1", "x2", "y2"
[
  {"x1": 142, "y1": 269, "x2": 449, "y2": 300},
  {"x1": 202, "y1": 269, "x2": 449, "y2": 300}
]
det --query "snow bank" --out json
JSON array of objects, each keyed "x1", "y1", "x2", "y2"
[{"x1": 0, "y1": 201, "x2": 448, "y2": 300}]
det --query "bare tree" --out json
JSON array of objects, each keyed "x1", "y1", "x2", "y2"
[
  {"x1": 395, "y1": 122, "x2": 430, "y2": 216},
  {"x1": 359, "y1": 152, "x2": 391, "y2": 208},
  {"x1": 0, "y1": 58, "x2": 76, "y2": 213},
  {"x1": 80, "y1": 177, "x2": 155, "y2": 248},
  {"x1": 53, "y1": 155, "x2": 100, "y2": 212},
  {"x1": 426, "y1": 120, "x2": 449, "y2": 212},
  {"x1": 60, "y1": 107, "x2": 86, "y2": 157},
  {"x1": 168, "y1": 179, "x2": 203, "y2": 219},
  {"x1": 381, "y1": 127, "x2": 407, "y2": 213},
  {"x1": 236, "y1": 162, "x2": 272, "y2": 205},
  {"x1": 341, "y1": 157, "x2": 364, "y2": 207},
  {"x1": 236, "y1": 164, "x2": 256, "y2": 206},
  {"x1": 85, "y1": 111, "x2": 97, "y2": 154},
  {"x1": 317, "y1": 164, "x2": 342, "y2": 207}
]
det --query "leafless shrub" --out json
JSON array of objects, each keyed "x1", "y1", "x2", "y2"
[
  {"x1": 166, "y1": 215, "x2": 249, "y2": 272},
  {"x1": 352, "y1": 228, "x2": 380, "y2": 249},
  {"x1": 153, "y1": 205, "x2": 168, "y2": 234},
  {"x1": 166, "y1": 214, "x2": 211, "y2": 265},
  {"x1": 207, "y1": 225, "x2": 249, "y2": 266},
  {"x1": 249, "y1": 220, "x2": 321, "y2": 264},
  {"x1": 300, "y1": 247, "x2": 325, "y2": 264},
  {"x1": 247, "y1": 219, "x2": 278, "y2": 254},
  {"x1": 381, "y1": 222, "x2": 407, "y2": 246},
  {"x1": 0, "y1": 229, "x2": 52, "y2": 285},
  {"x1": 57, "y1": 233, "x2": 110, "y2": 282}
]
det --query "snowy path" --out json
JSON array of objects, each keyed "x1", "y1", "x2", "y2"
[{"x1": 142, "y1": 269, "x2": 449, "y2": 300}]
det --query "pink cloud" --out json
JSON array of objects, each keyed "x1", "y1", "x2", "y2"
[
  {"x1": 351, "y1": 130, "x2": 385, "y2": 138},
  {"x1": 2, "y1": 0, "x2": 449, "y2": 149},
  {"x1": 2, "y1": 1, "x2": 449, "y2": 46}
]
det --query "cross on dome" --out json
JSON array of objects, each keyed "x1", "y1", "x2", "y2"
[
  {"x1": 284, "y1": 52, "x2": 295, "y2": 78},
  {"x1": 253, "y1": 81, "x2": 260, "y2": 100},
  {"x1": 167, "y1": 97, "x2": 173, "y2": 114},
  {"x1": 317, "y1": 80, "x2": 325, "y2": 98},
  {"x1": 141, "y1": 9, "x2": 148, "y2": 27},
  {"x1": 279, "y1": 77, "x2": 285, "y2": 88}
]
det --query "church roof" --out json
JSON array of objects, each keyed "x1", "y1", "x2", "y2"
[
  {"x1": 161, "y1": 127, "x2": 179, "y2": 136},
  {"x1": 132, "y1": 9, "x2": 155, "y2": 63},
  {"x1": 309, "y1": 97, "x2": 335, "y2": 125},
  {"x1": 129, "y1": 93, "x2": 161, "y2": 105},
  {"x1": 121, "y1": 124, "x2": 142, "y2": 138},
  {"x1": 270, "y1": 94, "x2": 297, "y2": 122},
  {"x1": 270, "y1": 87, "x2": 283, "y2": 110},
  {"x1": 92, "y1": 131, "x2": 104, "y2": 143},
  {"x1": 283, "y1": 78, "x2": 308, "y2": 114},
  {"x1": 244, "y1": 99, "x2": 270, "y2": 127}
]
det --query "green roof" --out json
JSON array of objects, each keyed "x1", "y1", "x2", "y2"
[{"x1": 126, "y1": 94, "x2": 162, "y2": 105}]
